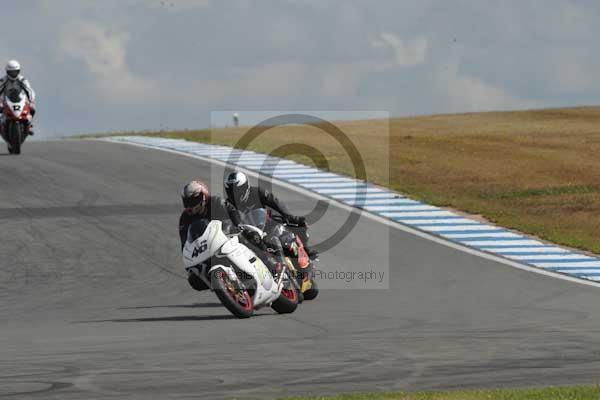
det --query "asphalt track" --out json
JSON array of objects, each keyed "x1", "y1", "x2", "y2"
[{"x1": 3, "y1": 140, "x2": 600, "y2": 399}]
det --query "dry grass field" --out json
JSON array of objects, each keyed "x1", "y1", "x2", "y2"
[
  {"x1": 108, "y1": 106, "x2": 600, "y2": 254},
  {"x1": 281, "y1": 385, "x2": 600, "y2": 400}
]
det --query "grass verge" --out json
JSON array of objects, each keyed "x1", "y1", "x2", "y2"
[
  {"x1": 279, "y1": 385, "x2": 600, "y2": 399},
  {"x1": 89, "y1": 106, "x2": 600, "y2": 254}
]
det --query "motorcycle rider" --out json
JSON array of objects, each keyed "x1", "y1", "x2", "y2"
[
  {"x1": 179, "y1": 180, "x2": 240, "y2": 249},
  {"x1": 223, "y1": 171, "x2": 317, "y2": 259},
  {"x1": 0, "y1": 60, "x2": 36, "y2": 136},
  {"x1": 179, "y1": 180, "x2": 284, "y2": 291},
  {"x1": 179, "y1": 180, "x2": 241, "y2": 291}
]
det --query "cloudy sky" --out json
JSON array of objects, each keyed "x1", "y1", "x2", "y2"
[{"x1": 3, "y1": 0, "x2": 599, "y2": 136}]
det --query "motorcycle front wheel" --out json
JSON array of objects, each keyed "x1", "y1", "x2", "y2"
[
  {"x1": 7, "y1": 121, "x2": 22, "y2": 155},
  {"x1": 211, "y1": 268, "x2": 254, "y2": 319},
  {"x1": 271, "y1": 272, "x2": 299, "y2": 314}
]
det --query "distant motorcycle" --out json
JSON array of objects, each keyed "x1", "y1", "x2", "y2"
[
  {"x1": 1, "y1": 89, "x2": 32, "y2": 155},
  {"x1": 182, "y1": 209, "x2": 299, "y2": 318}
]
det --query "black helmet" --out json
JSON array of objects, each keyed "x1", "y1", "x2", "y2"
[
  {"x1": 224, "y1": 171, "x2": 250, "y2": 205},
  {"x1": 181, "y1": 180, "x2": 209, "y2": 215}
]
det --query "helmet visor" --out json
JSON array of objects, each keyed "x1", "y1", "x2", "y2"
[
  {"x1": 183, "y1": 195, "x2": 206, "y2": 215},
  {"x1": 7, "y1": 70, "x2": 19, "y2": 79},
  {"x1": 225, "y1": 185, "x2": 249, "y2": 204}
]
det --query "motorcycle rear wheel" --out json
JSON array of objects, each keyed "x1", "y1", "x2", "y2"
[
  {"x1": 303, "y1": 278, "x2": 319, "y2": 301},
  {"x1": 211, "y1": 268, "x2": 253, "y2": 318}
]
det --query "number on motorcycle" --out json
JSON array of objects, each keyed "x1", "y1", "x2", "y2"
[
  {"x1": 192, "y1": 240, "x2": 208, "y2": 257},
  {"x1": 12, "y1": 105, "x2": 21, "y2": 111}
]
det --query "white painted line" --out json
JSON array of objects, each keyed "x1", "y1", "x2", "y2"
[
  {"x1": 380, "y1": 211, "x2": 456, "y2": 218},
  {"x1": 300, "y1": 182, "x2": 370, "y2": 189},
  {"x1": 271, "y1": 170, "x2": 325, "y2": 176},
  {"x1": 534, "y1": 261, "x2": 600, "y2": 268},
  {"x1": 317, "y1": 188, "x2": 384, "y2": 194},
  {"x1": 274, "y1": 173, "x2": 339, "y2": 179},
  {"x1": 272, "y1": 172, "x2": 339, "y2": 181},
  {"x1": 256, "y1": 166, "x2": 314, "y2": 172},
  {"x1": 483, "y1": 247, "x2": 570, "y2": 254},
  {"x1": 331, "y1": 193, "x2": 398, "y2": 200},
  {"x1": 552, "y1": 269, "x2": 600, "y2": 274},
  {"x1": 224, "y1": 156, "x2": 271, "y2": 161},
  {"x1": 420, "y1": 224, "x2": 500, "y2": 232},
  {"x1": 400, "y1": 218, "x2": 479, "y2": 225},
  {"x1": 364, "y1": 205, "x2": 439, "y2": 212},
  {"x1": 102, "y1": 137, "x2": 600, "y2": 289},
  {"x1": 345, "y1": 198, "x2": 419, "y2": 205},
  {"x1": 579, "y1": 276, "x2": 600, "y2": 281},
  {"x1": 507, "y1": 254, "x2": 593, "y2": 261},
  {"x1": 443, "y1": 232, "x2": 520, "y2": 239},
  {"x1": 192, "y1": 151, "x2": 241, "y2": 156},
  {"x1": 288, "y1": 178, "x2": 355, "y2": 184},
  {"x1": 237, "y1": 158, "x2": 297, "y2": 164},
  {"x1": 300, "y1": 181, "x2": 365, "y2": 189},
  {"x1": 463, "y1": 240, "x2": 544, "y2": 246}
]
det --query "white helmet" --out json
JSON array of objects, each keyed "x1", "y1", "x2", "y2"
[
  {"x1": 224, "y1": 171, "x2": 250, "y2": 204},
  {"x1": 6, "y1": 60, "x2": 20, "y2": 80}
]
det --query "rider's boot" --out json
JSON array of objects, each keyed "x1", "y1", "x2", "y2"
[{"x1": 267, "y1": 252, "x2": 284, "y2": 280}]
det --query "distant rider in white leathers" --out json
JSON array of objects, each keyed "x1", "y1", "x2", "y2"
[{"x1": 0, "y1": 60, "x2": 36, "y2": 135}]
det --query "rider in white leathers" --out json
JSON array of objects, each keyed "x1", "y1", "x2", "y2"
[{"x1": 0, "y1": 60, "x2": 36, "y2": 135}]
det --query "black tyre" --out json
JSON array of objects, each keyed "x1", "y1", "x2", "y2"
[
  {"x1": 8, "y1": 122, "x2": 21, "y2": 155},
  {"x1": 303, "y1": 278, "x2": 319, "y2": 301},
  {"x1": 271, "y1": 273, "x2": 299, "y2": 314},
  {"x1": 211, "y1": 268, "x2": 253, "y2": 318}
]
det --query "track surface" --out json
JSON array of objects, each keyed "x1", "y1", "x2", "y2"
[{"x1": 3, "y1": 141, "x2": 600, "y2": 399}]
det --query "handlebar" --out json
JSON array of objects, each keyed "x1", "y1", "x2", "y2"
[{"x1": 270, "y1": 214, "x2": 303, "y2": 227}]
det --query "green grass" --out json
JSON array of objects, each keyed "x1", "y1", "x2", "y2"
[{"x1": 278, "y1": 386, "x2": 600, "y2": 400}]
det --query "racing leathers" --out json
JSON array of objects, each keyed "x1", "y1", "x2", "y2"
[
  {"x1": 227, "y1": 186, "x2": 304, "y2": 225},
  {"x1": 227, "y1": 186, "x2": 315, "y2": 258},
  {"x1": 0, "y1": 74, "x2": 36, "y2": 135},
  {"x1": 179, "y1": 195, "x2": 241, "y2": 291}
]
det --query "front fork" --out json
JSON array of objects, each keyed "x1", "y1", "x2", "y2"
[{"x1": 278, "y1": 258, "x2": 304, "y2": 295}]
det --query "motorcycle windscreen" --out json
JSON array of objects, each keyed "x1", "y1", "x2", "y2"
[
  {"x1": 187, "y1": 220, "x2": 209, "y2": 243},
  {"x1": 241, "y1": 208, "x2": 268, "y2": 230},
  {"x1": 188, "y1": 219, "x2": 237, "y2": 243},
  {"x1": 7, "y1": 88, "x2": 23, "y2": 103}
]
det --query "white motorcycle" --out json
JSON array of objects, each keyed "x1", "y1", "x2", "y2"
[{"x1": 182, "y1": 209, "x2": 299, "y2": 318}]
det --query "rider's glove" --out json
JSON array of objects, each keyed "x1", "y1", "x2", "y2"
[{"x1": 242, "y1": 229, "x2": 262, "y2": 246}]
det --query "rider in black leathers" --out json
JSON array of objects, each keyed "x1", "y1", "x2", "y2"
[
  {"x1": 179, "y1": 180, "x2": 242, "y2": 291},
  {"x1": 223, "y1": 171, "x2": 317, "y2": 259}
]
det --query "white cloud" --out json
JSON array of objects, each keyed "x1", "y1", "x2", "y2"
[
  {"x1": 373, "y1": 33, "x2": 428, "y2": 67},
  {"x1": 179, "y1": 61, "x2": 308, "y2": 107},
  {"x1": 58, "y1": 20, "x2": 154, "y2": 103},
  {"x1": 433, "y1": 63, "x2": 539, "y2": 112}
]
